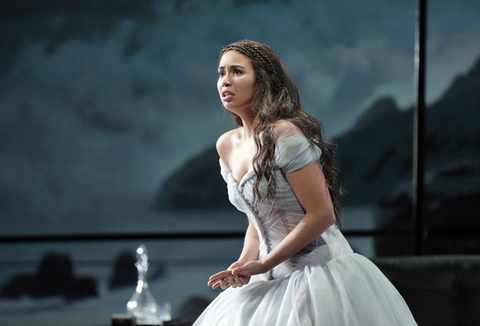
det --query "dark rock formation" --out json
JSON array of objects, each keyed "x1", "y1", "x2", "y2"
[
  {"x1": 0, "y1": 252, "x2": 97, "y2": 301},
  {"x1": 109, "y1": 250, "x2": 137, "y2": 290},
  {"x1": 153, "y1": 147, "x2": 234, "y2": 211}
]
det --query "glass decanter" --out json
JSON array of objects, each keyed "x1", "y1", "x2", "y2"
[{"x1": 126, "y1": 245, "x2": 167, "y2": 325}]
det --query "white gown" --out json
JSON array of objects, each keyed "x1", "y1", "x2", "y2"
[{"x1": 193, "y1": 125, "x2": 417, "y2": 325}]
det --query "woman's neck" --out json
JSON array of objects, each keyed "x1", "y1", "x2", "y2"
[
  {"x1": 241, "y1": 122, "x2": 255, "y2": 139},
  {"x1": 241, "y1": 113, "x2": 261, "y2": 141}
]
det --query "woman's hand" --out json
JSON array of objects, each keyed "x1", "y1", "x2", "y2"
[
  {"x1": 207, "y1": 260, "x2": 263, "y2": 290},
  {"x1": 230, "y1": 260, "x2": 266, "y2": 278},
  {"x1": 207, "y1": 270, "x2": 246, "y2": 290}
]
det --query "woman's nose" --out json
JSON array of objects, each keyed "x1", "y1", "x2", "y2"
[{"x1": 221, "y1": 74, "x2": 231, "y2": 87}]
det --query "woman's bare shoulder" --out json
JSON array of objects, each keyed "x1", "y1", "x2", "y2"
[{"x1": 216, "y1": 128, "x2": 240, "y2": 159}]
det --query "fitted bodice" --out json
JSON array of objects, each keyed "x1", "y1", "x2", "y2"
[{"x1": 219, "y1": 125, "x2": 353, "y2": 280}]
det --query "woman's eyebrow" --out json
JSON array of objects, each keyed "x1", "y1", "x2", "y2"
[{"x1": 218, "y1": 64, "x2": 245, "y2": 70}]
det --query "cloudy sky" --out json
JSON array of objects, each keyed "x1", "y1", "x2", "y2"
[{"x1": 0, "y1": 0, "x2": 479, "y2": 233}]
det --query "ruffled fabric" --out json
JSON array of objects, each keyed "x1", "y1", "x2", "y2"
[
  {"x1": 194, "y1": 123, "x2": 417, "y2": 325},
  {"x1": 275, "y1": 125, "x2": 322, "y2": 174}
]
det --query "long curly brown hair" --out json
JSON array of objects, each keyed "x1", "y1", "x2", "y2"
[{"x1": 219, "y1": 40, "x2": 342, "y2": 225}]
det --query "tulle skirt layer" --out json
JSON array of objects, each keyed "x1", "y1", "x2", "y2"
[{"x1": 193, "y1": 254, "x2": 417, "y2": 326}]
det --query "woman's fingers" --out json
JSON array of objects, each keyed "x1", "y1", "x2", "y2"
[
  {"x1": 240, "y1": 276, "x2": 250, "y2": 284},
  {"x1": 209, "y1": 270, "x2": 231, "y2": 280},
  {"x1": 208, "y1": 269, "x2": 234, "y2": 289},
  {"x1": 227, "y1": 275, "x2": 243, "y2": 288},
  {"x1": 210, "y1": 279, "x2": 227, "y2": 290},
  {"x1": 220, "y1": 279, "x2": 229, "y2": 290},
  {"x1": 207, "y1": 267, "x2": 253, "y2": 290},
  {"x1": 207, "y1": 270, "x2": 232, "y2": 286},
  {"x1": 209, "y1": 275, "x2": 247, "y2": 289}
]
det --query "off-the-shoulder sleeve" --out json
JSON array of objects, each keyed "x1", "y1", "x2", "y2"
[
  {"x1": 219, "y1": 158, "x2": 230, "y2": 182},
  {"x1": 275, "y1": 126, "x2": 322, "y2": 174}
]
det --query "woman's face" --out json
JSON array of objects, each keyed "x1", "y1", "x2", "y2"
[{"x1": 217, "y1": 50, "x2": 257, "y2": 115}]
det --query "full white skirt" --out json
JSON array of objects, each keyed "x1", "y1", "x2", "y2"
[{"x1": 193, "y1": 254, "x2": 417, "y2": 326}]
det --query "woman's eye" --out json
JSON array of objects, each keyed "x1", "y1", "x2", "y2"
[
  {"x1": 218, "y1": 71, "x2": 225, "y2": 77},
  {"x1": 234, "y1": 69, "x2": 243, "y2": 75}
]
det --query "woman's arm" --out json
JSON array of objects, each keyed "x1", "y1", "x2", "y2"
[
  {"x1": 237, "y1": 219, "x2": 260, "y2": 262},
  {"x1": 207, "y1": 219, "x2": 260, "y2": 289},
  {"x1": 231, "y1": 160, "x2": 336, "y2": 277}
]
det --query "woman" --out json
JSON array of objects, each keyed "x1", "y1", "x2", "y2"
[{"x1": 193, "y1": 40, "x2": 416, "y2": 325}]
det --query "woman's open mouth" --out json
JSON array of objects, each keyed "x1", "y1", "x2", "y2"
[{"x1": 222, "y1": 90, "x2": 235, "y2": 102}]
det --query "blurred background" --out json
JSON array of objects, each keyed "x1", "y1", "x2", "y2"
[{"x1": 0, "y1": 0, "x2": 479, "y2": 325}]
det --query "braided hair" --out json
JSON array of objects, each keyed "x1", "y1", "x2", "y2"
[{"x1": 219, "y1": 40, "x2": 342, "y2": 225}]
